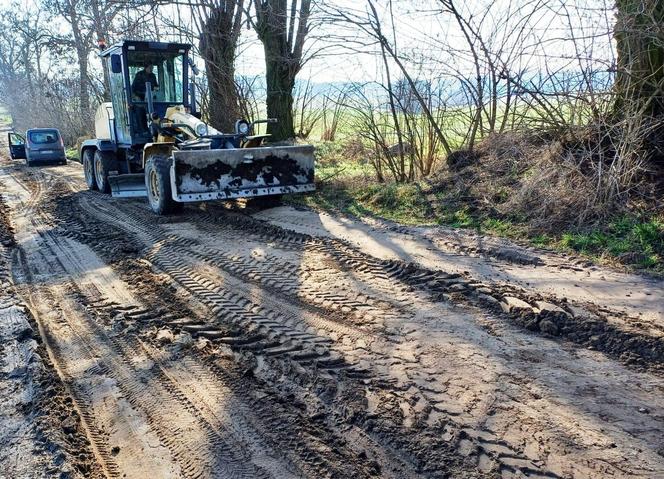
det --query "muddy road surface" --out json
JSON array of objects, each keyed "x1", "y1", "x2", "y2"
[{"x1": 0, "y1": 155, "x2": 663, "y2": 479}]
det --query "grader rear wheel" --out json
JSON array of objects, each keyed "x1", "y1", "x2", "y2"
[
  {"x1": 83, "y1": 149, "x2": 98, "y2": 191},
  {"x1": 94, "y1": 150, "x2": 117, "y2": 194}
]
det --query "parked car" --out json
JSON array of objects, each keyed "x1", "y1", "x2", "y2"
[{"x1": 7, "y1": 128, "x2": 67, "y2": 166}]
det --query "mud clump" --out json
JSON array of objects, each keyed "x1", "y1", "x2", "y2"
[
  {"x1": 375, "y1": 246, "x2": 664, "y2": 371},
  {"x1": 0, "y1": 190, "x2": 16, "y2": 246}
]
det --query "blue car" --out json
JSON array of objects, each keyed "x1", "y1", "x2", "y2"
[{"x1": 8, "y1": 128, "x2": 67, "y2": 166}]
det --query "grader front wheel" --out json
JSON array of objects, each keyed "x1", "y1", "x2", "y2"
[{"x1": 145, "y1": 154, "x2": 183, "y2": 215}]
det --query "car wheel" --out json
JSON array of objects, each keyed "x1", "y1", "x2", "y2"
[
  {"x1": 83, "y1": 149, "x2": 97, "y2": 191},
  {"x1": 145, "y1": 154, "x2": 183, "y2": 215}
]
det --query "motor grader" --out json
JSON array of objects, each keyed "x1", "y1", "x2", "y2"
[{"x1": 80, "y1": 40, "x2": 314, "y2": 214}]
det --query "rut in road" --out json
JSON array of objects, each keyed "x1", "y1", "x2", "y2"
[
  {"x1": 3, "y1": 159, "x2": 664, "y2": 479},
  {"x1": 2, "y1": 164, "x2": 420, "y2": 479},
  {"x1": 54, "y1": 165, "x2": 664, "y2": 477}
]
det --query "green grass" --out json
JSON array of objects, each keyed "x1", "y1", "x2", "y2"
[
  {"x1": 291, "y1": 177, "x2": 436, "y2": 226},
  {"x1": 66, "y1": 147, "x2": 79, "y2": 160},
  {"x1": 354, "y1": 183, "x2": 435, "y2": 225},
  {"x1": 557, "y1": 217, "x2": 663, "y2": 269}
]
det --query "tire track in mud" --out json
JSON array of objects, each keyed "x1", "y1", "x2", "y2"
[
  {"x1": 23, "y1": 279, "x2": 274, "y2": 479},
  {"x1": 5, "y1": 171, "x2": 181, "y2": 477},
  {"x1": 67, "y1": 190, "x2": 570, "y2": 478},
  {"x1": 24, "y1": 163, "x2": 664, "y2": 478},
  {"x1": 88, "y1": 265, "x2": 419, "y2": 479},
  {"x1": 27, "y1": 163, "x2": 664, "y2": 364},
  {"x1": 58, "y1": 197, "x2": 428, "y2": 477},
  {"x1": 2, "y1": 166, "x2": 294, "y2": 478},
  {"x1": 5, "y1": 164, "x2": 430, "y2": 478},
  {"x1": 0, "y1": 175, "x2": 103, "y2": 479},
  {"x1": 197, "y1": 209, "x2": 664, "y2": 370},
  {"x1": 18, "y1": 285, "x2": 126, "y2": 479}
]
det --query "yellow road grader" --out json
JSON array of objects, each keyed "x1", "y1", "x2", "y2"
[{"x1": 80, "y1": 40, "x2": 315, "y2": 214}]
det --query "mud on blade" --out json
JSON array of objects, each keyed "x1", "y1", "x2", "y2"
[{"x1": 170, "y1": 145, "x2": 315, "y2": 202}]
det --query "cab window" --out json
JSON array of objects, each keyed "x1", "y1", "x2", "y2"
[{"x1": 128, "y1": 51, "x2": 184, "y2": 103}]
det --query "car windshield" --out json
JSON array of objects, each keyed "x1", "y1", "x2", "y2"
[
  {"x1": 128, "y1": 50, "x2": 184, "y2": 103},
  {"x1": 29, "y1": 130, "x2": 59, "y2": 144}
]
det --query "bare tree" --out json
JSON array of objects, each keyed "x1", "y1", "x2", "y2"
[
  {"x1": 320, "y1": 87, "x2": 348, "y2": 141},
  {"x1": 195, "y1": 0, "x2": 245, "y2": 131},
  {"x1": 45, "y1": 0, "x2": 93, "y2": 114},
  {"x1": 293, "y1": 78, "x2": 323, "y2": 139},
  {"x1": 236, "y1": 75, "x2": 264, "y2": 126},
  {"x1": 43, "y1": 0, "x2": 134, "y2": 113},
  {"x1": 614, "y1": 0, "x2": 664, "y2": 118},
  {"x1": 252, "y1": 0, "x2": 312, "y2": 141}
]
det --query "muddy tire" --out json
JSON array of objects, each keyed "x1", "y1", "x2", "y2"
[
  {"x1": 94, "y1": 150, "x2": 117, "y2": 194},
  {"x1": 145, "y1": 154, "x2": 183, "y2": 215},
  {"x1": 83, "y1": 149, "x2": 97, "y2": 191}
]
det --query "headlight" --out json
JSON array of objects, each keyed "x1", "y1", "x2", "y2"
[
  {"x1": 236, "y1": 120, "x2": 250, "y2": 135},
  {"x1": 195, "y1": 123, "x2": 208, "y2": 136}
]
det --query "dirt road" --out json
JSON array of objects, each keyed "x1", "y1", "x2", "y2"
[{"x1": 0, "y1": 154, "x2": 663, "y2": 478}]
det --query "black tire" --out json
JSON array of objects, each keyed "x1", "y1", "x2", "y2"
[
  {"x1": 247, "y1": 194, "x2": 283, "y2": 209},
  {"x1": 83, "y1": 149, "x2": 97, "y2": 191},
  {"x1": 145, "y1": 154, "x2": 183, "y2": 215},
  {"x1": 94, "y1": 150, "x2": 117, "y2": 194},
  {"x1": 26, "y1": 160, "x2": 34, "y2": 167}
]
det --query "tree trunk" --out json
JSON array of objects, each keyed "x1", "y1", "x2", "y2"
[
  {"x1": 264, "y1": 52, "x2": 296, "y2": 141},
  {"x1": 66, "y1": 2, "x2": 91, "y2": 117},
  {"x1": 76, "y1": 45, "x2": 90, "y2": 113},
  {"x1": 205, "y1": 58, "x2": 238, "y2": 132},
  {"x1": 254, "y1": 0, "x2": 311, "y2": 143},
  {"x1": 614, "y1": 0, "x2": 664, "y2": 116},
  {"x1": 199, "y1": 7, "x2": 242, "y2": 132},
  {"x1": 90, "y1": 0, "x2": 111, "y2": 100},
  {"x1": 201, "y1": 38, "x2": 239, "y2": 132}
]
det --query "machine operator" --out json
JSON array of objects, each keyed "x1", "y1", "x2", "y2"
[{"x1": 131, "y1": 63, "x2": 159, "y2": 101}]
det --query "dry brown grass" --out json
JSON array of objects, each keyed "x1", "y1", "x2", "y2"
[{"x1": 430, "y1": 126, "x2": 662, "y2": 234}]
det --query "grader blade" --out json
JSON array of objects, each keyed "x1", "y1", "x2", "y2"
[
  {"x1": 170, "y1": 145, "x2": 315, "y2": 202},
  {"x1": 109, "y1": 173, "x2": 147, "y2": 198}
]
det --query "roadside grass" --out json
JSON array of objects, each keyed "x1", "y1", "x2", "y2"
[
  {"x1": 65, "y1": 147, "x2": 79, "y2": 161},
  {"x1": 557, "y1": 217, "x2": 663, "y2": 269},
  {"x1": 0, "y1": 105, "x2": 11, "y2": 125},
  {"x1": 288, "y1": 139, "x2": 663, "y2": 274},
  {"x1": 297, "y1": 180, "x2": 437, "y2": 225}
]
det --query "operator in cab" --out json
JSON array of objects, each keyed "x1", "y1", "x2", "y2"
[{"x1": 131, "y1": 63, "x2": 159, "y2": 101}]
